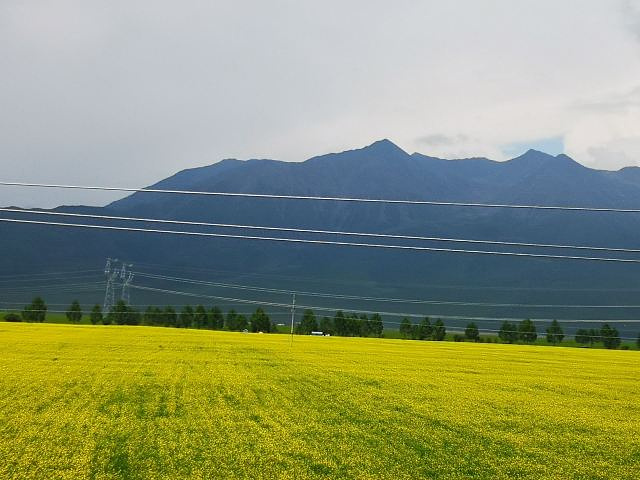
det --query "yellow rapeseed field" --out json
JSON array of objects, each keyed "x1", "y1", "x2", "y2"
[{"x1": 0, "y1": 323, "x2": 638, "y2": 479}]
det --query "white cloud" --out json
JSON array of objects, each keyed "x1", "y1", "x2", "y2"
[
  {"x1": 624, "y1": 0, "x2": 640, "y2": 41},
  {"x1": 1, "y1": 0, "x2": 640, "y2": 205}
]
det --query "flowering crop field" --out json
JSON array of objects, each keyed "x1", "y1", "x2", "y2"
[{"x1": 0, "y1": 323, "x2": 638, "y2": 479}]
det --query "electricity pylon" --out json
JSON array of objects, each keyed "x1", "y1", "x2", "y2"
[
  {"x1": 103, "y1": 258, "x2": 118, "y2": 313},
  {"x1": 120, "y1": 264, "x2": 134, "y2": 304},
  {"x1": 103, "y1": 258, "x2": 134, "y2": 313}
]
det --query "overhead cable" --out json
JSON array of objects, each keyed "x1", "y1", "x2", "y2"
[
  {"x1": 3, "y1": 181, "x2": 640, "y2": 212},
  {"x1": 3, "y1": 207, "x2": 640, "y2": 254},
  {"x1": 2, "y1": 217, "x2": 640, "y2": 264},
  {"x1": 134, "y1": 271, "x2": 640, "y2": 309},
  {"x1": 129, "y1": 284, "x2": 640, "y2": 323}
]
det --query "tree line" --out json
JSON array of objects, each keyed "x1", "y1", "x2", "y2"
[
  {"x1": 296, "y1": 310, "x2": 384, "y2": 337},
  {"x1": 98, "y1": 300, "x2": 277, "y2": 333},
  {"x1": 9, "y1": 297, "x2": 278, "y2": 332},
  {"x1": 10, "y1": 298, "x2": 387, "y2": 337},
  {"x1": 399, "y1": 317, "x2": 447, "y2": 340},
  {"x1": 388, "y1": 316, "x2": 629, "y2": 349},
  {"x1": 5, "y1": 297, "x2": 637, "y2": 349},
  {"x1": 496, "y1": 318, "x2": 623, "y2": 349}
]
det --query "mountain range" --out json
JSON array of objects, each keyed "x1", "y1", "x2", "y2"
[{"x1": 3, "y1": 139, "x2": 640, "y2": 331}]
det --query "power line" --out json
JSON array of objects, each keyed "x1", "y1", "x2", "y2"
[
  {"x1": 130, "y1": 284, "x2": 292, "y2": 309},
  {"x1": 3, "y1": 217, "x2": 640, "y2": 264},
  {"x1": 0, "y1": 288, "x2": 106, "y2": 298},
  {"x1": 1, "y1": 289, "x2": 105, "y2": 297},
  {"x1": 128, "y1": 261, "x2": 640, "y2": 292},
  {"x1": 0, "y1": 273, "x2": 103, "y2": 284},
  {"x1": 4, "y1": 278, "x2": 638, "y2": 324},
  {"x1": 0, "y1": 268, "x2": 102, "y2": 279},
  {"x1": 0, "y1": 301, "x2": 258, "y2": 308},
  {"x1": 134, "y1": 271, "x2": 640, "y2": 309},
  {"x1": 1, "y1": 285, "x2": 105, "y2": 293},
  {"x1": 132, "y1": 261, "x2": 383, "y2": 287},
  {"x1": 4, "y1": 181, "x2": 640, "y2": 212},
  {"x1": 5, "y1": 285, "x2": 637, "y2": 337},
  {"x1": 3, "y1": 207, "x2": 640, "y2": 254},
  {"x1": 0, "y1": 281, "x2": 106, "y2": 292},
  {"x1": 129, "y1": 283, "x2": 640, "y2": 323}
]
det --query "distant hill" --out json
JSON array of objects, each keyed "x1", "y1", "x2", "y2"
[{"x1": 3, "y1": 139, "x2": 640, "y2": 331}]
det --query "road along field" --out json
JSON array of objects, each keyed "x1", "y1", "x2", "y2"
[{"x1": 0, "y1": 324, "x2": 638, "y2": 479}]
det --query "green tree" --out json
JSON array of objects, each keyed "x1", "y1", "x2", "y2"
[
  {"x1": 143, "y1": 306, "x2": 154, "y2": 325},
  {"x1": 499, "y1": 321, "x2": 518, "y2": 343},
  {"x1": 399, "y1": 317, "x2": 413, "y2": 339},
  {"x1": 128, "y1": 308, "x2": 141, "y2": 326},
  {"x1": 110, "y1": 301, "x2": 140, "y2": 325},
  {"x1": 464, "y1": 322, "x2": 480, "y2": 342},
  {"x1": 152, "y1": 306, "x2": 163, "y2": 325},
  {"x1": 519, "y1": 319, "x2": 537, "y2": 343},
  {"x1": 236, "y1": 313, "x2": 248, "y2": 331},
  {"x1": 143, "y1": 306, "x2": 161, "y2": 326},
  {"x1": 432, "y1": 319, "x2": 446, "y2": 341},
  {"x1": 410, "y1": 324, "x2": 421, "y2": 340},
  {"x1": 576, "y1": 328, "x2": 600, "y2": 345},
  {"x1": 4, "y1": 313, "x2": 20, "y2": 322},
  {"x1": 297, "y1": 309, "x2": 318, "y2": 335},
  {"x1": 108, "y1": 300, "x2": 129, "y2": 325},
  {"x1": 178, "y1": 306, "x2": 194, "y2": 328},
  {"x1": 226, "y1": 309, "x2": 248, "y2": 331},
  {"x1": 575, "y1": 328, "x2": 591, "y2": 346},
  {"x1": 369, "y1": 313, "x2": 384, "y2": 337},
  {"x1": 66, "y1": 300, "x2": 83, "y2": 324},
  {"x1": 637, "y1": 333, "x2": 640, "y2": 349},
  {"x1": 250, "y1": 308, "x2": 271, "y2": 333},
  {"x1": 601, "y1": 323, "x2": 621, "y2": 349},
  {"x1": 163, "y1": 306, "x2": 177, "y2": 327},
  {"x1": 417, "y1": 317, "x2": 432, "y2": 340},
  {"x1": 546, "y1": 320, "x2": 564, "y2": 344},
  {"x1": 193, "y1": 305, "x2": 208, "y2": 328},
  {"x1": 345, "y1": 313, "x2": 360, "y2": 336},
  {"x1": 102, "y1": 308, "x2": 112, "y2": 325},
  {"x1": 209, "y1": 306, "x2": 224, "y2": 329},
  {"x1": 334, "y1": 311, "x2": 347, "y2": 336},
  {"x1": 22, "y1": 297, "x2": 47, "y2": 323},
  {"x1": 359, "y1": 314, "x2": 371, "y2": 337},
  {"x1": 319, "y1": 316, "x2": 334, "y2": 335},
  {"x1": 226, "y1": 309, "x2": 240, "y2": 330}
]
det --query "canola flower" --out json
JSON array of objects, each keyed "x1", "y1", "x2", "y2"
[{"x1": 0, "y1": 323, "x2": 638, "y2": 479}]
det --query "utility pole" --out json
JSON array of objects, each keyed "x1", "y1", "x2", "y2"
[{"x1": 289, "y1": 293, "x2": 296, "y2": 343}]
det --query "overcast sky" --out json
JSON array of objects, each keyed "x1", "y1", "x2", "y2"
[{"x1": 2, "y1": 0, "x2": 640, "y2": 207}]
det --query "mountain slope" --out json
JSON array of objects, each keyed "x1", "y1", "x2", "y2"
[{"x1": 2, "y1": 140, "x2": 640, "y2": 326}]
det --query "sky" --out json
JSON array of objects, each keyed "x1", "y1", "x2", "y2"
[{"x1": 2, "y1": 0, "x2": 640, "y2": 207}]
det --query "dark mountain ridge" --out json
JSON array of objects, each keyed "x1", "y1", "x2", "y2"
[{"x1": 2, "y1": 140, "x2": 640, "y2": 331}]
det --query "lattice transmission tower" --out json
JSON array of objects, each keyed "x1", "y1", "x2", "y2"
[
  {"x1": 120, "y1": 264, "x2": 134, "y2": 305},
  {"x1": 103, "y1": 258, "x2": 134, "y2": 313}
]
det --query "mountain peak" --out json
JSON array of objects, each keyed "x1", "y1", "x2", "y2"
[
  {"x1": 519, "y1": 148, "x2": 555, "y2": 159},
  {"x1": 505, "y1": 149, "x2": 584, "y2": 174},
  {"x1": 363, "y1": 139, "x2": 407, "y2": 156}
]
